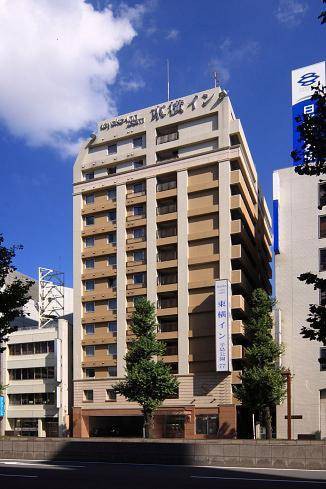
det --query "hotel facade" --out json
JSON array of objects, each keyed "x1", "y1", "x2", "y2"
[{"x1": 73, "y1": 87, "x2": 272, "y2": 438}]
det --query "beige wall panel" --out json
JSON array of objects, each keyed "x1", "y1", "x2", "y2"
[
  {"x1": 188, "y1": 189, "x2": 218, "y2": 210},
  {"x1": 188, "y1": 214, "x2": 218, "y2": 234},
  {"x1": 189, "y1": 238, "x2": 219, "y2": 258},
  {"x1": 188, "y1": 263, "x2": 219, "y2": 283},
  {"x1": 189, "y1": 288, "x2": 214, "y2": 310},
  {"x1": 188, "y1": 164, "x2": 218, "y2": 186},
  {"x1": 189, "y1": 312, "x2": 215, "y2": 336}
]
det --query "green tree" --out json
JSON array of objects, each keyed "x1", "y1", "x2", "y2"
[
  {"x1": 0, "y1": 234, "x2": 33, "y2": 351},
  {"x1": 297, "y1": 272, "x2": 326, "y2": 344},
  {"x1": 114, "y1": 298, "x2": 179, "y2": 438},
  {"x1": 319, "y1": 0, "x2": 326, "y2": 24},
  {"x1": 233, "y1": 289, "x2": 286, "y2": 439},
  {"x1": 292, "y1": 84, "x2": 326, "y2": 176}
]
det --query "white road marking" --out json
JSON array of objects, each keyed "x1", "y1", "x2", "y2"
[
  {"x1": 0, "y1": 473, "x2": 38, "y2": 478},
  {"x1": 191, "y1": 475, "x2": 326, "y2": 484},
  {"x1": 0, "y1": 461, "x2": 85, "y2": 469}
]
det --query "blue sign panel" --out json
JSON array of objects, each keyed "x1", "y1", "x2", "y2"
[{"x1": 0, "y1": 395, "x2": 5, "y2": 417}]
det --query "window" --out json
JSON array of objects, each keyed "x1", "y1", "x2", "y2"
[
  {"x1": 107, "y1": 232, "x2": 117, "y2": 244},
  {"x1": 84, "y1": 301, "x2": 95, "y2": 313},
  {"x1": 108, "y1": 343, "x2": 117, "y2": 356},
  {"x1": 85, "y1": 236, "x2": 94, "y2": 248},
  {"x1": 85, "y1": 346, "x2": 95, "y2": 356},
  {"x1": 108, "y1": 166, "x2": 117, "y2": 175},
  {"x1": 320, "y1": 348, "x2": 326, "y2": 371},
  {"x1": 106, "y1": 389, "x2": 117, "y2": 401},
  {"x1": 133, "y1": 227, "x2": 145, "y2": 239},
  {"x1": 133, "y1": 205, "x2": 145, "y2": 216},
  {"x1": 133, "y1": 160, "x2": 144, "y2": 169},
  {"x1": 108, "y1": 321, "x2": 117, "y2": 333},
  {"x1": 85, "y1": 172, "x2": 94, "y2": 181},
  {"x1": 108, "y1": 254, "x2": 117, "y2": 266},
  {"x1": 107, "y1": 210, "x2": 116, "y2": 222},
  {"x1": 320, "y1": 289, "x2": 326, "y2": 306},
  {"x1": 85, "y1": 368, "x2": 95, "y2": 378},
  {"x1": 320, "y1": 216, "x2": 326, "y2": 239},
  {"x1": 134, "y1": 250, "x2": 145, "y2": 262},
  {"x1": 133, "y1": 137, "x2": 143, "y2": 148},
  {"x1": 320, "y1": 248, "x2": 326, "y2": 272},
  {"x1": 85, "y1": 324, "x2": 95, "y2": 335},
  {"x1": 108, "y1": 298, "x2": 117, "y2": 310},
  {"x1": 85, "y1": 280, "x2": 94, "y2": 291},
  {"x1": 108, "y1": 143, "x2": 117, "y2": 155},
  {"x1": 83, "y1": 390, "x2": 94, "y2": 401},
  {"x1": 319, "y1": 183, "x2": 326, "y2": 209},
  {"x1": 133, "y1": 273, "x2": 144, "y2": 285},
  {"x1": 85, "y1": 258, "x2": 94, "y2": 269},
  {"x1": 9, "y1": 393, "x2": 55, "y2": 406},
  {"x1": 133, "y1": 295, "x2": 146, "y2": 305},
  {"x1": 85, "y1": 194, "x2": 94, "y2": 204},
  {"x1": 85, "y1": 215, "x2": 95, "y2": 226},
  {"x1": 108, "y1": 366, "x2": 117, "y2": 377},
  {"x1": 133, "y1": 182, "x2": 144, "y2": 194},
  {"x1": 107, "y1": 188, "x2": 116, "y2": 200},
  {"x1": 108, "y1": 277, "x2": 117, "y2": 289},
  {"x1": 196, "y1": 415, "x2": 219, "y2": 435}
]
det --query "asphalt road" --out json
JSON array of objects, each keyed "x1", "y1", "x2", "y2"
[{"x1": 0, "y1": 460, "x2": 326, "y2": 488}]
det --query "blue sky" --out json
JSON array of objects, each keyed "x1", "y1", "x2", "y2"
[{"x1": 0, "y1": 0, "x2": 324, "y2": 286}]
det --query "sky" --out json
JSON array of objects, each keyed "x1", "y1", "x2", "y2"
[{"x1": 0, "y1": 0, "x2": 324, "y2": 287}]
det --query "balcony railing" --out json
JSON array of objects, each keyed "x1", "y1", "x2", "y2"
[
  {"x1": 156, "y1": 180, "x2": 177, "y2": 192},
  {"x1": 165, "y1": 344, "x2": 178, "y2": 356},
  {"x1": 157, "y1": 251, "x2": 177, "y2": 262},
  {"x1": 157, "y1": 204, "x2": 177, "y2": 215},
  {"x1": 156, "y1": 132, "x2": 179, "y2": 145},
  {"x1": 158, "y1": 321, "x2": 178, "y2": 333},
  {"x1": 158, "y1": 297, "x2": 178, "y2": 309},
  {"x1": 157, "y1": 228, "x2": 177, "y2": 239},
  {"x1": 158, "y1": 274, "x2": 177, "y2": 285}
]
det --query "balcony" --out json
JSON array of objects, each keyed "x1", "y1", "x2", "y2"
[
  {"x1": 158, "y1": 320, "x2": 178, "y2": 333},
  {"x1": 157, "y1": 180, "x2": 177, "y2": 192},
  {"x1": 157, "y1": 202, "x2": 177, "y2": 216},
  {"x1": 158, "y1": 273, "x2": 177, "y2": 286},
  {"x1": 157, "y1": 227, "x2": 177, "y2": 239},
  {"x1": 157, "y1": 149, "x2": 178, "y2": 163},
  {"x1": 156, "y1": 132, "x2": 179, "y2": 145},
  {"x1": 158, "y1": 295, "x2": 178, "y2": 309},
  {"x1": 165, "y1": 343, "x2": 178, "y2": 356},
  {"x1": 157, "y1": 248, "x2": 177, "y2": 262}
]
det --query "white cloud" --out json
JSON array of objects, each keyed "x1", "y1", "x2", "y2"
[
  {"x1": 166, "y1": 29, "x2": 179, "y2": 40},
  {"x1": 119, "y1": 78, "x2": 146, "y2": 92},
  {"x1": 0, "y1": 0, "x2": 145, "y2": 156},
  {"x1": 275, "y1": 0, "x2": 308, "y2": 26},
  {"x1": 209, "y1": 38, "x2": 260, "y2": 83}
]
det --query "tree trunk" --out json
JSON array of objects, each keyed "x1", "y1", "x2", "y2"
[
  {"x1": 143, "y1": 410, "x2": 155, "y2": 439},
  {"x1": 263, "y1": 406, "x2": 273, "y2": 440}
]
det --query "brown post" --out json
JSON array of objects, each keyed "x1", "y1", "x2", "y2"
[{"x1": 286, "y1": 370, "x2": 292, "y2": 440}]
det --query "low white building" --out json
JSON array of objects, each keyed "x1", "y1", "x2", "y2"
[
  {"x1": 0, "y1": 270, "x2": 73, "y2": 437},
  {"x1": 274, "y1": 167, "x2": 326, "y2": 439}
]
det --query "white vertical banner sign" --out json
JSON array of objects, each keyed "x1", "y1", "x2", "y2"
[
  {"x1": 55, "y1": 339, "x2": 62, "y2": 383},
  {"x1": 215, "y1": 279, "x2": 232, "y2": 372}
]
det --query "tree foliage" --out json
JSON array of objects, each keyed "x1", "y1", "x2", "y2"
[
  {"x1": 292, "y1": 84, "x2": 326, "y2": 176},
  {"x1": 233, "y1": 289, "x2": 286, "y2": 439},
  {"x1": 298, "y1": 272, "x2": 326, "y2": 344},
  {"x1": 114, "y1": 298, "x2": 179, "y2": 438},
  {"x1": 0, "y1": 234, "x2": 33, "y2": 351},
  {"x1": 319, "y1": 0, "x2": 326, "y2": 24}
]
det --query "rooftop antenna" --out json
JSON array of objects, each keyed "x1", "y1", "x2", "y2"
[
  {"x1": 167, "y1": 59, "x2": 170, "y2": 101},
  {"x1": 213, "y1": 71, "x2": 219, "y2": 88}
]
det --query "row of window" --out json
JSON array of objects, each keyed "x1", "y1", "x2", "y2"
[
  {"x1": 84, "y1": 344, "x2": 117, "y2": 356},
  {"x1": 84, "y1": 294, "x2": 177, "y2": 314},
  {"x1": 84, "y1": 367, "x2": 117, "y2": 378},
  {"x1": 84, "y1": 160, "x2": 145, "y2": 181},
  {"x1": 84, "y1": 270, "x2": 177, "y2": 292},
  {"x1": 9, "y1": 341, "x2": 54, "y2": 356},
  {"x1": 83, "y1": 389, "x2": 116, "y2": 401},
  {"x1": 8, "y1": 393, "x2": 55, "y2": 406},
  {"x1": 83, "y1": 178, "x2": 177, "y2": 205},
  {"x1": 84, "y1": 255, "x2": 117, "y2": 269},
  {"x1": 84, "y1": 204, "x2": 146, "y2": 227},
  {"x1": 84, "y1": 322, "x2": 117, "y2": 335},
  {"x1": 84, "y1": 229, "x2": 145, "y2": 250},
  {"x1": 9, "y1": 367, "x2": 55, "y2": 381}
]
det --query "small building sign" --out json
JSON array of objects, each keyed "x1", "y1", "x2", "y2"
[
  {"x1": 215, "y1": 279, "x2": 232, "y2": 372},
  {"x1": 0, "y1": 395, "x2": 5, "y2": 417}
]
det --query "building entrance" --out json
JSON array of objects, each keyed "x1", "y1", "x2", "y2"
[{"x1": 89, "y1": 416, "x2": 143, "y2": 437}]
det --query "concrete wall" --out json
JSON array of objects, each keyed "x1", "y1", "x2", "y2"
[{"x1": 0, "y1": 438, "x2": 325, "y2": 469}]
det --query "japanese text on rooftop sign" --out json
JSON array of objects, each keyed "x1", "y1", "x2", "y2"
[{"x1": 215, "y1": 279, "x2": 232, "y2": 372}]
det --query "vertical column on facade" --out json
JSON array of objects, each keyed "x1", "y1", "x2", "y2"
[
  {"x1": 218, "y1": 160, "x2": 232, "y2": 281},
  {"x1": 116, "y1": 184, "x2": 127, "y2": 377},
  {"x1": 73, "y1": 192, "x2": 83, "y2": 381},
  {"x1": 177, "y1": 170, "x2": 189, "y2": 375},
  {"x1": 146, "y1": 177, "x2": 157, "y2": 305}
]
